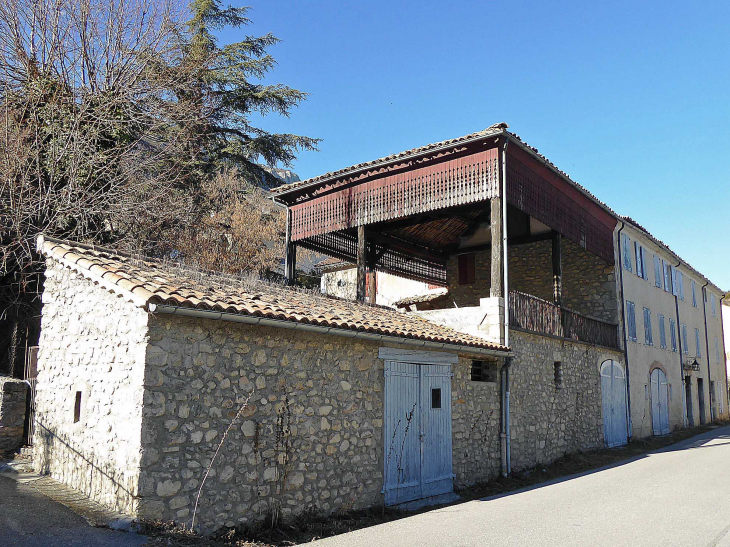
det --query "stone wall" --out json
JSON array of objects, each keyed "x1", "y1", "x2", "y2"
[
  {"x1": 443, "y1": 240, "x2": 617, "y2": 323},
  {"x1": 507, "y1": 330, "x2": 620, "y2": 469},
  {"x1": 509, "y1": 239, "x2": 618, "y2": 323},
  {"x1": 33, "y1": 260, "x2": 149, "y2": 515},
  {"x1": 138, "y1": 316, "x2": 387, "y2": 531},
  {"x1": 0, "y1": 376, "x2": 28, "y2": 451},
  {"x1": 450, "y1": 357, "x2": 503, "y2": 484}
]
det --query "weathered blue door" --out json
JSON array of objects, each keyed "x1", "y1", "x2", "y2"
[
  {"x1": 651, "y1": 368, "x2": 670, "y2": 435},
  {"x1": 383, "y1": 361, "x2": 453, "y2": 505},
  {"x1": 601, "y1": 360, "x2": 628, "y2": 447}
]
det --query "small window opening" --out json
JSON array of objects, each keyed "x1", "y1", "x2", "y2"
[
  {"x1": 471, "y1": 360, "x2": 498, "y2": 382},
  {"x1": 431, "y1": 388, "x2": 442, "y2": 409},
  {"x1": 73, "y1": 391, "x2": 82, "y2": 423},
  {"x1": 554, "y1": 361, "x2": 563, "y2": 388}
]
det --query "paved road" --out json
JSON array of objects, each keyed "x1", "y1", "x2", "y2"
[
  {"x1": 310, "y1": 426, "x2": 730, "y2": 547},
  {"x1": 0, "y1": 475, "x2": 148, "y2": 547}
]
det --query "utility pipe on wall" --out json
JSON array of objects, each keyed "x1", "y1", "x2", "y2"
[{"x1": 616, "y1": 221, "x2": 633, "y2": 439}]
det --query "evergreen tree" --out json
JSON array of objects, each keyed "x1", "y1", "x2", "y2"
[{"x1": 180, "y1": 0, "x2": 318, "y2": 188}]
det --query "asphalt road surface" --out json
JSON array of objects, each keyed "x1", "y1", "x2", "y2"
[
  {"x1": 0, "y1": 474, "x2": 147, "y2": 547},
  {"x1": 309, "y1": 426, "x2": 730, "y2": 547}
]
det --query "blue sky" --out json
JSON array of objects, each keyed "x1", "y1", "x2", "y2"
[{"x1": 219, "y1": 1, "x2": 730, "y2": 289}]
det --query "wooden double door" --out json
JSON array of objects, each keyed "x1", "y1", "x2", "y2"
[
  {"x1": 383, "y1": 361, "x2": 454, "y2": 505},
  {"x1": 651, "y1": 368, "x2": 670, "y2": 435}
]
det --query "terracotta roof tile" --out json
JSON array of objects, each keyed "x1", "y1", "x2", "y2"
[{"x1": 38, "y1": 236, "x2": 509, "y2": 353}]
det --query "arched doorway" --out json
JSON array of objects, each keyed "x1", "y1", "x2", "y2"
[
  {"x1": 601, "y1": 360, "x2": 628, "y2": 447},
  {"x1": 650, "y1": 367, "x2": 670, "y2": 435}
]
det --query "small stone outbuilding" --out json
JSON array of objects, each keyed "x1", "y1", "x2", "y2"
[{"x1": 34, "y1": 235, "x2": 617, "y2": 532}]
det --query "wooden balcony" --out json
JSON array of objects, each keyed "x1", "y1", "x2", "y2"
[{"x1": 508, "y1": 291, "x2": 620, "y2": 349}]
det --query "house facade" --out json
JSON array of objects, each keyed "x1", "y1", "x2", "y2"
[{"x1": 617, "y1": 221, "x2": 727, "y2": 438}]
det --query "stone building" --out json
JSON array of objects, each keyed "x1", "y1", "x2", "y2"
[
  {"x1": 34, "y1": 234, "x2": 616, "y2": 530},
  {"x1": 32, "y1": 123, "x2": 726, "y2": 531}
]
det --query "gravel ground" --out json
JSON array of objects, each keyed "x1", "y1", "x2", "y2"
[{"x1": 0, "y1": 475, "x2": 148, "y2": 547}]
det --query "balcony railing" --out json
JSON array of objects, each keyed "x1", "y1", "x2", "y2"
[{"x1": 509, "y1": 290, "x2": 620, "y2": 349}]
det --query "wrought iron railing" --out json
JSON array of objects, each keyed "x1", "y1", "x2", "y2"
[{"x1": 508, "y1": 291, "x2": 620, "y2": 349}]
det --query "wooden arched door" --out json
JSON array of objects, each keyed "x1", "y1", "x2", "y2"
[
  {"x1": 650, "y1": 368, "x2": 670, "y2": 435},
  {"x1": 601, "y1": 360, "x2": 628, "y2": 447}
]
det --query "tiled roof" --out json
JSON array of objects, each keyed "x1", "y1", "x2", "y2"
[
  {"x1": 38, "y1": 235, "x2": 509, "y2": 353},
  {"x1": 621, "y1": 217, "x2": 723, "y2": 293}
]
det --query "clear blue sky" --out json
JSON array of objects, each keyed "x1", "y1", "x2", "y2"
[{"x1": 218, "y1": 0, "x2": 730, "y2": 289}]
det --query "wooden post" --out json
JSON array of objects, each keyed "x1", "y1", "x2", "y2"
[
  {"x1": 490, "y1": 197, "x2": 503, "y2": 298},
  {"x1": 365, "y1": 241, "x2": 376, "y2": 304},
  {"x1": 552, "y1": 231, "x2": 562, "y2": 306},
  {"x1": 284, "y1": 208, "x2": 296, "y2": 285},
  {"x1": 356, "y1": 225, "x2": 367, "y2": 303}
]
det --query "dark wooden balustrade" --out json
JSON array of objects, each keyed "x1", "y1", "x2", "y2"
[{"x1": 508, "y1": 291, "x2": 620, "y2": 349}]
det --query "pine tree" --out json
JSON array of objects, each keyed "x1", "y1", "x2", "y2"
[{"x1": 180, "y1": 0, "x2": 318, "y2": 188}]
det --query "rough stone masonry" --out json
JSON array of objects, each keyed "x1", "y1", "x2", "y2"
[
  {"x1": 34, "y1": 258, "x2": 622, "y2": 533},
  {"x1": 0, "y1": 376, "x2": 28, "y2": 452}
]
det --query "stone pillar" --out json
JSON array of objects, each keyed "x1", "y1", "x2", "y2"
[
  {"x1": 356, "y1": 225, "x2": 367, "y2": 303},
  {"x1": 0, "y1": 376, "x2": 28, "y2": 452},
  {"x1": 478, "y1": 297, "x2": 505, "y2": 345},
  {"x1": 552, "y1": 231, "x2": 563, "y2": 306}
]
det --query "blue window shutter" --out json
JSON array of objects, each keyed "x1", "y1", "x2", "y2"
[
  {"x1": 677, "y1": 270, "x2": 684, "y2": 300},
  {"x1": 692, "y1": 280, "x2": 697, "y2": 307},
  {"x1": 671, "y1": 267, "x2": 678, "y2": 296},
  {"x1": 659, "y1": 314, "x2": 666, "y2": 349},
  {"x1": 682, "y1": 324, "x2": 689, "y2": 355},
  {"x1": 623, "y1": 235, "x2": 632, "y2": 272},
  {"x1": 627, "y1": 301, "x2": 636, "y2": 342},
  {"x1": 663, "y1": 261, "x2": 671, "y2": 292},
  {"x1": 695, "y1": 328, "x2": 701, "y2": 358},
  {"x1": 642, "y1": 247, "x2": 649, "y2": 280},
  {"x1": 635, "y1": 242, "x2": 643, "y2": 278},
  {"x1": 643, "y1": 307, "x2": 653, "y2": 345},
  {"x1": 654, "y1": 256, "x2": 662, "y2": 287},
  {"x1": 670, "y1": 319, "x2": 678, "y2": 352}
]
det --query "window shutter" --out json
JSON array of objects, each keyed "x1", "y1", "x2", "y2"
[
  {"x1": 692, "y1": 280, "x2": 697, "y2": 307},
  {"x1": 642, "y1": 247, "x2": 649, "y2": 280},
  {"x1": 671, "y1": 267, "x2": 678, "y2": 296},
  {"x1": 677, "y1": 271, "x2": 684, "y2": 300},
  {"x1": 643, "y1": 307, "x2": 653, "y2": 345},
  {"x1": 712, "y1": 294, "x2": 717, "y2": 316},
  {"x1": 670, "y1": 319, "x2": 678, "y2": 352},
  {"x1": 622, "y1": 234, "x2": 632, "y2": 272},
  {"x1": 715, "y1": 337, "x2": 720, "y2": 364},
  {"x1": 682, "y1": 324, "x2": 689, "y2": 355},
  {"x1": 654, "y1": 256, "x2": 661, "y2": 287},
  {"x1": 627, "y1": 301, "x2": 637, "y2": 342},
  {"x1": 663, "y1": 261, "x2": 671, "y2": 292},
  {"x1": 659, "y1": 314, "x2": 666, "y2": 349},
  {"x1": 695, "y1": 328, "x2": 702, "y2": 358},
  {"x1": 635, "y1": 242, "x2": 643, "y2": 278}
]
